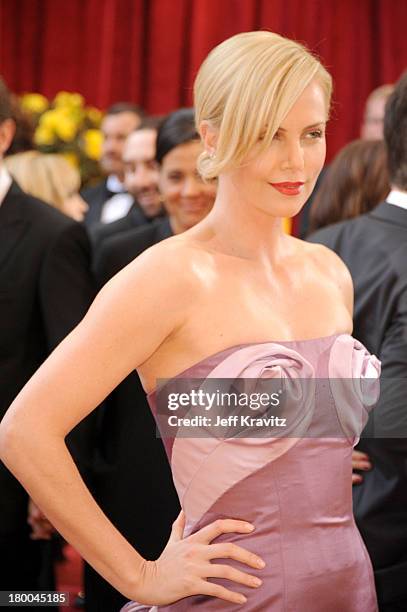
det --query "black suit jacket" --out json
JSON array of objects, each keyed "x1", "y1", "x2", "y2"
[
  {"x1": 94, "y1": 216, "x2": 173, "y2": 284},
  {"x1": 82, "y1": 178, "x2": 136, "y2": 229},
  {"x1": 0, "y1": 181, "x2": 94, "y2": 417},
  {"x1": 81, "y1": 179, "x2": 110, "y2": 228},
  {"x1": 308, "y1": 202, "x2": 407, "y2": 606},
  {"x1": 86, "y1": 216, "x2": 178, "y2": 611},
  {"x1": 89, "y1": 204, "x2": 153, "y2": 252},
  {"x1": 0, "y1": 181, "x2": 95, "y2": 591}
]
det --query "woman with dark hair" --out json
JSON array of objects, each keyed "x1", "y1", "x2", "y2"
[
  {"x1": 94, "y1": 107, "x2": 216, "y2": 283},
  {"x1": 308, "y1": 139, "x2": 389, "y2": 233},
  {"x1": 155, "y1": 108, "x2": 199, "y2": 163},
  {"x1": 156, "y1": 107, "x2": 215, "y2": 234}
]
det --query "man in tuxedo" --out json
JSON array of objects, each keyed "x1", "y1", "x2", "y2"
[
  {"x1": 90, "y1": 120, "x2": 165, "y2": 251},
  {"x1": 0, "y1": 78, "x2": 95, "y2": 598},
  {"x1": 308, "y1": 72, "x2": 407, "y2": 611},
  {"x1": 82, "y1": 103, "x2": 143, "y2": 228}
]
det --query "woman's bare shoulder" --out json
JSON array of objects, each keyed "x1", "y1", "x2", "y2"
[
  {"x1": 102, "y1": 234, "x2": 213, "y2": 317},
  {"x1": 304, "y1": 240, "x2": 352, "y2": 281},
  {"x1": 74, "y1": 236, "x2": 209, "y2": 381},
  {"x1": 120, "y1": 234, "x2": 213, "y2": 285},
  {"x1": 297, "y1": 238, "x2": 353, "y2": 315}
]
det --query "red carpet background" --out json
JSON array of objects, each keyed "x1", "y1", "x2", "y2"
[{"x1": 55, "y1": 545, "x2": 83, "y2": 612}]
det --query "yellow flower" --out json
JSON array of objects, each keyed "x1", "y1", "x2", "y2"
[
  {"x1": 54, "y1": 91, "x2": 84, "y2": 108},
  {"x1": 39, "y1": 109, "x2": 59, "y2": 130},
  {"x1": 55, "y1": 104, "x2": 85, "y2": 127},
  {"x1": 82, "y1": 129, "x2": 103, "y2": 160},
  {"x1": 34, "y1": 125, "x2": 55, "y2": 146},
  {"x1": 54, "y1": 115, "x2": 78, "y2": 142},
  {"x1": 70, "y1": 105, "x2": 86, "y2": 124},
  {"x1": 20, "y1": 93, "x2": 49, "y2": 114},
  {"x1": 70, "y1": 93, "x2": 84, "y2": 108},
  {"x1": 61, "y1": 151, "x2": 79, "y2": 168},
  {"x1": 86, "y1": 106, "x2": 103, "y2": 126}
]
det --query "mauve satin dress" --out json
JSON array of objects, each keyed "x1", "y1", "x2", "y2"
[{"x1": 122, "y1": 334, "x2": 379, "y2": 611}]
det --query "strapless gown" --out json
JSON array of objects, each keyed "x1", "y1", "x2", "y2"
[{"x1": 122, "y1": 334, "x2": 380, "y2": 611}]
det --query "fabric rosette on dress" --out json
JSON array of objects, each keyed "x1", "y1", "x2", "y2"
[{"x1": 328, "y1": 335, "x2": 381, "y2": 443}]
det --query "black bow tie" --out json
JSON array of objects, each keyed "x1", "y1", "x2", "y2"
[{"x1": 105, "y1": 187, "x2": 127, "y2": 199}]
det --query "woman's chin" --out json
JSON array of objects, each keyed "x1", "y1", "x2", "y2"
[{"x1": 257, "y1": 199, "x2": 307, "y2": 219}]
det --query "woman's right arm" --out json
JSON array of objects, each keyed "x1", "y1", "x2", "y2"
[{"x1": 0, "y1": 246, "x2": 263, "y2": 606}]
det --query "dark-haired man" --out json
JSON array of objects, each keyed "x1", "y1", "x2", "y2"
[
  {"x1": 90, "y1": 120, "x2": 164, "y2": 250},
  {"x1": 82, "y1": 103, "x2": 143, "y2": 228},
  {"x1": 0, "y1": 77, "x2": 94, "y2": 601},
  {"x1": 308, "y1": 72, "x2": 407, "y2": 612}
]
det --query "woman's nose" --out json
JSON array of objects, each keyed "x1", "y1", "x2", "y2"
[
  {"x1": 182, "y1": 176, "x2": 201, "y2": 197},
  {"x1": 280, "y1": 141, "x2": 305, "y2": 172}
]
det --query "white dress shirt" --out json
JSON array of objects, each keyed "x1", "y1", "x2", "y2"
[
  {"x1": 0, "y1": 164, "x2": 12, "y2": 208},
  {"x1": 386, "y1": 188, "x2": 407, "y2": 210},
  {"x1": 100, "y1": 174, "x2": 133, "y2": 224}
]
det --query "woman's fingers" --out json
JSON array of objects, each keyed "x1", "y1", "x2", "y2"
[
  {"x1": 153, "y1": 518, "x2": 265, "y2": 605},
  {"x1": 208, "y1": 563, "x2": 262, "y2": 589},
  {"x1": 188, "y1": 519, "x2": 265, "y2": 570},
  {"x1": 168, "y1": 510, "x2": 186, "y2": 543},
  {"x1": 352, "y1": 450, "x2": 372, "y2": 470},
  {"x1": 199, "y1": 581, "x2": 248, "y2": 605},
  {"x1": 190, "y1": 519, "x2": 255, "y2": 545},
  {"x1": 352, "y1": 450, "x2": 371, "y2": 484},
  {"x1": 207, "y1": 542, "x2": 265, "y2": 569},
  {"x1": 352, "y1": 473, "x2": 363, "y2": 485},
  {"x1": 352, "y1": 462, "x2": 371, "y2": 470}
]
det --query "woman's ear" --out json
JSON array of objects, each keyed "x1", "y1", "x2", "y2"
[{"x1": 199, "y1": 121, "x2": 218, "y2": 157}]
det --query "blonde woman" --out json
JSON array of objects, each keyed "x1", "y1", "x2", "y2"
[
  {"x1": 5, "y1": 151, "x2": 88, "y2": 221},
  {"x1": 0, "y1": 32, "x2": 379, "y2": 610}
]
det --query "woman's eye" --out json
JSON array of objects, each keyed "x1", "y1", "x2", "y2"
[
  {"x1": 167, "y1": 173, "x2": 183, "y2": 181},
  {"x1": 307, "y1": 130, "x2": 323, "y2": 139}
]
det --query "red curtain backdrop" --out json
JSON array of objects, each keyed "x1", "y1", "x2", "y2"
[{"x1": 0, "y1": 0, "x2": 406, "y2": 161}]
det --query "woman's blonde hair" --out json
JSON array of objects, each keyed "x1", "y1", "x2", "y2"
[
  {"x1": 5, "y1": 151, "x2": 80, "y2": 209},
  {"x1": 194, "y1": 31, "x2": 332, "y2": 180}
]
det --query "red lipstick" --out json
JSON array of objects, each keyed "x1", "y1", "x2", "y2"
[{"x1": 269, "y1": 182, "x2": 304, "y2": 196}]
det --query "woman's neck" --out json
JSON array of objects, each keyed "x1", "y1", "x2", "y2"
[{"x1": 191, "y1": 179, "x2": 289, "y2": 264}]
